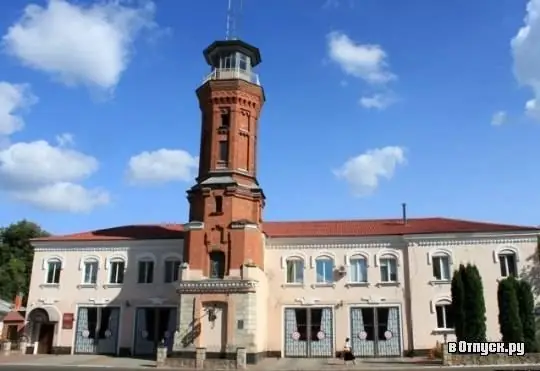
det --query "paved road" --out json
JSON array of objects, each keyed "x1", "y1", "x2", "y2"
[{"x1": 0, "y1": 367, "x2": 540, "y2": 371}]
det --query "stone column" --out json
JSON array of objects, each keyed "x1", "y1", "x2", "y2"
[
  {"x1": 195, "y1": 347, "x2": 206, "y2": 369},
  {"x1": 236, "y1": 347, "x2": 247, "y2": 369},
  {"x1": 3, "y1": 341, "x2": 11, "y2": 356}
]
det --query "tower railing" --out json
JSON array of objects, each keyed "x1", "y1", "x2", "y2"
[{"x1": 202, "y1": 68, "x2": 260, "y2": 86}]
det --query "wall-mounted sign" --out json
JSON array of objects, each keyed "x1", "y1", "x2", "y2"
[{"x1": 62, "y1": 313, "x2": 74, "y2": 330}]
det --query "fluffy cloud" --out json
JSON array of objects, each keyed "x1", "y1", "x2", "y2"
[
  {"x1": 491, "y1": 111, "x2": 507, "y2": 126},
  {"x1": 0, "y1": 82, "x2": 36, "y2": 136},
  {"x1": 359, "y1": 93, "x2": 395, "y2": 110},
  {"x1": 327, "y1": 31, "x2": 395, "y2": 85},
  {"x1": 127, "y1": 149, "x2": 198, "y2": 185},
  {"x1": 0, "y1": 139, "x2": 109, "y2": 212},
  {"x1": 2, "y1": 0, "x2": 157, "y2": 90},
  {"x1": 334, "y1": 146, "x2": 406, "y2": 197},
  {"x1": 511, "y1": 0, "x2": 540, "y2": 119}
]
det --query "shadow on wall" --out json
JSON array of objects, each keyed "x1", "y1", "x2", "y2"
[{"x1": 70, "y1": 225, "x2": 185, "y2": 359}]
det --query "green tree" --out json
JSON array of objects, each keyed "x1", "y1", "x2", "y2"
[
  {"x1": 498, "y1": 277, "x2": 524, "y2": 343},
  {"x1": 0, "y1": 220, "x2": 49, "y2": 303},
  {"x1": 451, "y1": 264, "x2": 467, "y2": 341},
  {"x1": 516, "y1": 279, "x2": 538, "y2": 352},
  {"x1": 463, "y1": 264, "x2": 487, "y2": 342}
]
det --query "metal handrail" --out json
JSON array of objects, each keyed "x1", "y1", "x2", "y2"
[{"x1": 202, "y1": 68, "x2": 260, "y2": 86}]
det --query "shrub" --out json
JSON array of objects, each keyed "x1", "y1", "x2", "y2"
[
  {"x1": 498, "y1": 277, "x2": 524, "y2": 343},
  {"x1": 451, "y1": 265, "x2": 466, "y2": 341},
  {"x1": 516, "y1": 279, "x2": 538, "y2": 352},
  {"x1": 463, "y1": 264, "x2": 487, "y2": 342}
]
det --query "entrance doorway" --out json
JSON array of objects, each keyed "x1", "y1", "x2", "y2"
[
  {"x1": 350, "y1": 306, "x2": 402, "y2": 357},
  {"x1": 133, "y1": 307, "x2": 177, "y2": 357},
  {"x1": 37, "y1": 324, "x2": 55, "y2": 354},
  {"x1": 283, "y1": 307, "x2": 334, "y2": 357},
  {"x1": 74, "y1": 306, "x2": 120, "y2": 355}
]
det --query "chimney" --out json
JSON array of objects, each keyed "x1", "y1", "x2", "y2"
[
  {"x1": 402, "y1": 203, "x2": 407, "y2": 225},
  {"x1": 14, "y1": 292, "x2": 23, "y2": 311}
]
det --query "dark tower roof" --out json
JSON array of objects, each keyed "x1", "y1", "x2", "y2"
[{"x1": 203, "y1": 39, "x2": 262, "y2": 67}]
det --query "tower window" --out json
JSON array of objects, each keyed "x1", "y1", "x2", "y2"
[
  {"x1": 218, "y1": 140, "x2": 229, "y2": 163},
  {"x1": 220, "y1": 111, "x2": 230, "y2": 128},
  {"x1": 209, "y1": 251, "x2": 226, "y2": 279},
  {"x1": 215, "y1": 196, "x2": 223, "y2": 213}
]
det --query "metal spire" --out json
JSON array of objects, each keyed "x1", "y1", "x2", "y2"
[{"x1": 225, "y1": 0, "x2": 243, "y2": 40}]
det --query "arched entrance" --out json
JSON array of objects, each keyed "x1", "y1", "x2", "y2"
[{"x1": 27, "y1": 307, "x2": 59, "y2": 354}]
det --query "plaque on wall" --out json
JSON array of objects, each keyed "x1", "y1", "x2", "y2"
[{"x1": 62, "y1": 313, "x2": 74, "y2": 330}]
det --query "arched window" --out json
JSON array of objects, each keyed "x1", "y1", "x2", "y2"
[
  {"x1": 315, "y1": 256, "x2": 334, "y2": 284},
  {"x1": 209, "y1": 251, "x2": 226, "y2": 279},
  {"x1": 349, "y1": 255, "x2": 368, "y2": 283},
  {"x1": 430, "y1": 250, "x2": 452, "y2": 281},
  {"x1": 46, "y1": 258, "x2": 62, "y2": 284},
  {"x1": 285, "y1": 257, "x2": 304, "y2": 284},
  {"x1": 379, "y1": 255, "x2": 398, "y2": 283},
  {"x1": 434, "y1": 299, "x2": 453, "y2": 330},
  {"x1": 499, "y1": 250, "x2": 517, "y2": 277},
  {"x1": 108, "y1": 257, "x2": 125, "y2": 284},
  {"x1": 82, "y1": 258, "x2": 99, "y2": 285}
]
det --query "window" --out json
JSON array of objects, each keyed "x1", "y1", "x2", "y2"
[
  {"x1": 164, "y1": 259, "x2": 181, "y2": 283},
  {"x1": 349, "y1": 256, "x2": 368, "y2": 283},
  {"x1": 286, "y1": 258, "x2": 304, "y2": 284},
  {"x1": 83, "y1": 260, "x2": 99, "y2": 284},
  {"x1": 315, "y1": 257, "x2": 334, "y2": 284},
  {"x1": 109, "y1": 260, "x2": 125, "y2": 284},
  {"x1": 499, "y1": 252, "x2": 517, "y2": 277},
  {"x1": 380, "y1": 257, "x2": 398, "y2": 282},
  {"x1": 46, "y1": 259, "x2": 62, "y2": 284},
  {"x1": 138, "y1": 260, "x2": 155, "y2": 283},
  {"x1": 220, "y1": 111, "x2": 230, "y2": 128},
  {"x1": 218, "y1": 141, "x2": 229, "y2": 163},
  {"x1": 435, "y1": 303, "x2": 454, "y2": 329},
  {"x1": 215, "y1": 196, "x2": 223, "y2": 213},
  {"x1": 209, "y1": 251, "x2": 226, "y2": 279},
  {"x1": 238, "y1": 54, "x2": 249, "y2": 70},
  {"x1": 432, "y1": 255, "x2": 451, "y2": 281}
]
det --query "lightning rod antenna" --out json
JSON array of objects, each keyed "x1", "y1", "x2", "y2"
[{"x1": 225, "y1": 0, "x2": 243, "y2": 40}]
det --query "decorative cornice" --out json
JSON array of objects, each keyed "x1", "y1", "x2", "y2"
[
  {"x1": 34, "y1": 245, "x2": 184, "y2": 253},
  {"x1": 266, "y1": 243, "x2": 393, "y2": 250},
  {"x1": 176, "y1": 279, "x2": 258, "y2": 294},
  {"x1": 408, "y1": 237, "x2": 537, "y2": 247}
]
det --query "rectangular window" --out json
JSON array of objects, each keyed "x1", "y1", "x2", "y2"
[
  {"x1": 209, "y1": 251, "x2": 226, "y2": 279},
  {"x1": 164, "y1": 260, "x2": 181, "y2": 283},
  {"x1": 220, "y1": 111, "x2": 230, "y2": 128},
  {"x1": 46, "y1": 261, "x2": 62, "y2": 284},
  {"x1": 83, "y1": 261, "x2": 98, "y2": 284},
  {"x1": 436, "y1": 304, "x2": 454, "y2": 329},
  {"x1": 499, "y1": 253, "x2": 517, "y2": 277},
  {"x1": 380, "y1": 258, "x2": 398, "y2": 282},
  {"x1": 109, "y1": 261, "x2": 125, "y2": 284},
  {"x1": 138, "y1": 261, "x2": 154, "y2": 283},
  {"x1": 315, "y1": 258, "x2": 334, "y2": 284},
  {"x1": 286, "y1": 259, "x2": 304, "y2": 284},
  {"x1": 215, "y1": 196, "x2": 223, "y2": 213},
  {"x1": 432, "y1": 256, "x2": 451, "y2": 280},
  {"x1": 349, "y1": 258, "x2": 368, "y2": 283},
  {"x1": 218, "y1": 141, "x2": 229, "y2": 163}
]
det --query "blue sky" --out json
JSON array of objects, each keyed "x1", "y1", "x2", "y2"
[{"x1": 0, "y1": 0, "x2": 539, "y2": 235}]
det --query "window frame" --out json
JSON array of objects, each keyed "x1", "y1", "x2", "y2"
[
  {"x1": 434, "y1": 301, "x2": 454, "y2": 330},
  {"x1": 315, "y1": 256, "x2": 334, "y2": 284},
  {"x1": 82, "y1": 259, "x2": 99, "y2": 285},
  {"x1": 137, "y1": 259, "x2": 155, "y2": 284},
  {"x1": 164, "y1": 258, "x2": 182, "y2": 283},
  {"x1": 431, "y1": 254, "x2": 451, "y2": 281},
  {"x1": 209, "y1": 251, "x2": 226, "y2": 279},
  {"x1": 499, "y1": 252, "x2": 518, "y2": 277},
  {"x1": 379, "y1": 256, "x2": 398, "y2": 283},
  {"x1": 285, "y1": 257, "x2": 304, "y2": 284},
  {"x1": 45, "y1": 258, "x2": 62, "y2": 285},
  {"x1": 108, "y1": 258, "x2": 126, "y2": 285},
  {"x1": 349, "y1": 256, "x2": 368, "y2": 283}
]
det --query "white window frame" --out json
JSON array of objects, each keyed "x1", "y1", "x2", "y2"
[
  {"x1": 82, "y1": 258, "x2": 99, "y2": 285},
  {"x1": 348, "y1": 255, "x2": 368, "y2": 283},
  {"x1": 431, "y1": 254, "x2": 451, "y2": 281},
  {"x1": 498, "y1": 252, "x2": 518, "y2": 277},
  {"x1": 314, "y1": 256, "x2": 334, "y2": 284},
  {"x1": 45, "y1": 258, "x2": 62, "y2": 285},
  {"x1": 379, "y1": 256, "x2": 398, "y2": 283},
  {"x1": 285, "y1": 257, "x2": 305, "y2": 284},
  {"x1": 107, "y1": 258, "x2": 126, "y2": 285},
  {"x1": 432, "y1": 299, "x2": 453, "y2": 330}
]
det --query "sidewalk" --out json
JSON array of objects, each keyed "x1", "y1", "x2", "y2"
[{"x1": 0, "y1": 354, "x2": 156, "y2": 368}]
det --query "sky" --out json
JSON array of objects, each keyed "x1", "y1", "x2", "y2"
[{"x1": 0, "y1": 0, "x2": 539, "y2": 235}]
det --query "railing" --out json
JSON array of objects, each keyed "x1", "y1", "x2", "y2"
[{"x1": 202, "y1": 68, "x2": 260, "y2": 86}]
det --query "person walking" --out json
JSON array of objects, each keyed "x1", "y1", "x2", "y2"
[{"x1": 343, "y1": 337, "x2": 356, "y2": 365}]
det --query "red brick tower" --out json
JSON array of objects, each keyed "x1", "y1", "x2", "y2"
[{"x1": 183, "y1": 39, "x2": 266, "y2": 277}]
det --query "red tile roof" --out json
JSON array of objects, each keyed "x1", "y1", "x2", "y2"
[
  {"x1": 31, "y1": 218, "x2": 539, "y2": 242},
  {"x1": 3, "y1": 310, "x2": 25, "y2": 322}
]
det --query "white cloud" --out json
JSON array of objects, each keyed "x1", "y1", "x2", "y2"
[
  {"x1": 327, "y1": 31, "x2": 396, "y2": 85},
  {"x1": 3, "y1": 0, "x2": 157, "y2": 90},
  {"x1": 334, "y1": 146, "x2": 406, "y2": 197},
  {"x1": 0, "y1": 139, "x2": 109, "y2": 212},
  {"x1": 491, "y1": 111, "x2": 507, "y2": 126},
  {"x1": 511, "y1": 0, "x2": 540, "y2": 119},
  {"x1": 127, "y1": 148, "x2": 198, "y2": 185},
  {"x1": 0, "y1": 82, "x2": 36, "y2": 136},
  {"x1": 359, "y1": 93, "x2": 395, "y2": 110},
  {"x1": 56, "y1": 132, "x2": 74, "y2": 146}
]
